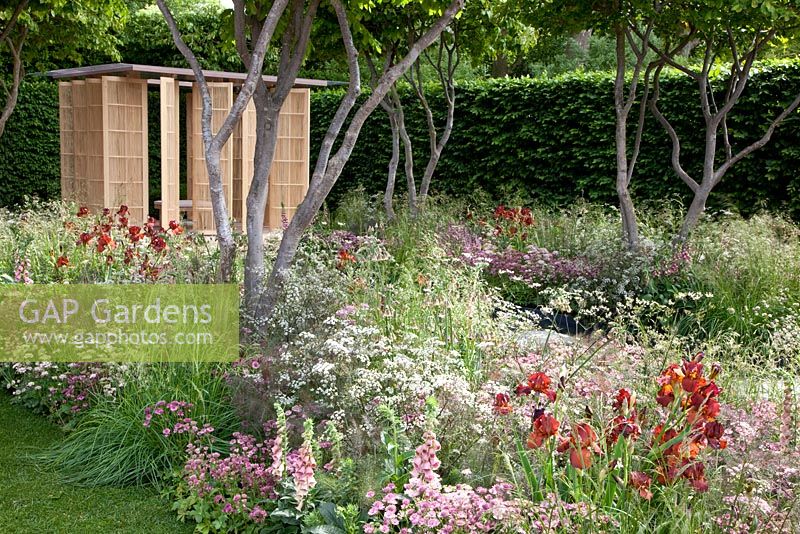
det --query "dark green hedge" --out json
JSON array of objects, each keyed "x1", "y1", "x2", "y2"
[
  {"x1": 0, "y1": 81, "x2": 182, "y2": 212},
  {"x1": 4, "y1": 61, "x2": 800, "y2": 217},
  {"x1": 314, "y1": 61, "x2": 800, "y2": 218},
  {"x1": 0, "y1": 80, "x2": 61, "y2": 207}
]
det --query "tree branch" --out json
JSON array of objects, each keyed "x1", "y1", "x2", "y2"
[
  {"x1": 232, "y1": 0, "x2": 252, "y2": 67},
  {"x1": 274, "y1": 0, "x2": 321, "y2": 104},
  {"x1": 649, "y1": 63, "x2": 699, "y2": 193},
  {"x1": 714, "y1": 91, "x2": 800, "y2": 184},
  {"x1": 0, "y1": 28, "x2": 26, "y2": 139},
  {"x1": 0, "y1": 0, "x2": 28, "y2": 43},
  {"x1": 309, "y1": 0, "x2": 361, "y2": 183},
  {"x1": 623, "y1": 22, "x2": 653, "y2": 114},
  {"x1": 627, "y1": 60, "x2": 655, "y2": 185},
  {"x1": 726, "y1": 26, "x2": 741, "y2": 77},
  {"x1": 713, "y1": 30, "x2": 773, "y2": 124},
  {"x1": 263, "y1": 0, "x2": 464, "y2": 316},
  {"x1": 157, "y1": 0, "x2": 289, "y2": 151},
  {"x1": 633, "y1": 25, "x2": 699, "y2": 80},
  {"x1": 298, "y1": 0, "x2": 462, "y2": 216},
  {"x1": 365, "y1": 49, "x2": 398, "y2": 115}
]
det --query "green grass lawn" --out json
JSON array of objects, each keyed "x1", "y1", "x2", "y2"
[{"x1": 0, "y1": 393, "x2": 192, "y2": 534}]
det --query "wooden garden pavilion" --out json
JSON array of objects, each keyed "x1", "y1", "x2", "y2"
[{"x1": 45, "y1": 63, "x2": 336, "y2": 232}]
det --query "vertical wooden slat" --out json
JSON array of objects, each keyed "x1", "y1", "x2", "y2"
[
  {"x1": 160, "y1": 77, "x2": 180, "y2": 225},
  {"x1": 266, "y1": 88, "x2": 310, "y2": 229},
  {"x1": 101, "y1": 78, "x2": 110, "y2": 208},
  {"x1": 233, "y1": 105, "x2": 243, "y2": 224},
  {"x1": 84, "y1": 79, "x2": 105, "y2": 215},
  {"x1": 142, "y1": 76, "x2": 149, "y2": 222},
  {"x1": 58, "y1": 82, "x2": 75, "y2": 202},
  {"x1": 189, "y1": 85, "x2": 209, "y2": 231},
  {"x1": 235, "y1": 99, "x2": 256, "y2": 230},
  {"x1": 185, "y1": 96, "x2": 194, "y2": 220},
  {"x1": 71, "y1": 81, "x2": 88, "y2": 209},
  {"x1": 190, "y1": 82, "x2": 233, "y2": 233},
  {"x1": 101, "y1": 76, "x2": 148, "y2": 224}
]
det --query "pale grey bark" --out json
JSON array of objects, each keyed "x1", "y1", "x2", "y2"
[
  {"x1": 0, "y1": 0, "x2": 29, "y2": 140},
  {"x1": 371, "y1": 29, "x2": 458, "y2": 218},
  {"x1": 262, "y1": 0, "x2": 465, "y2": 317},
  {"x1": 366, "y1": 51, "x2": 402, "y2": 221},
  {"x1": 393, "y1": 88, "x2": 417, "y2": 215},
  {"x1": 612, "y1": 22, "x2": 653, "y2": 249},
  {"x1": 645, "y1": 29, "x2": 800, "y2": 242},
  {"x1": 415, "y1": 33, "x2": 458, "y2": 204},
  {"x1": 233, "y1": 0, "x2": 320, "y2": 320},
  {"x1": 157, "y1": 0, "x2": 289, "y2": 281},
  {"x1": 383, "y1": 111, "x2": 401, "y2": 220},
  {"x1": 0, "y1": 29, "x2": 26, "y2": 140}
]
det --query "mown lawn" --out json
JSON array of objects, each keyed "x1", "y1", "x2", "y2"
[{"x1": 0, "y1": 393, "x2": 191, "y2": 534}]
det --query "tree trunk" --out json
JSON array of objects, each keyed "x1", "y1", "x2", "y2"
[
  {"x1": 613, "y1": 28, "x2": 639, "y2": 249},
  {"x1": 409, "y1": 37, "x2": 458, "y2": 208},
  {"x1": 243, "y1": 98, "x2": 282, "y2": 319},
  {"x1": 261, "y1": 0, "x2": 464, "y2": 318},
  {"x1": 384, "y1": 110, "x2": 400, "y2": 220},
  {"x1": 392, "y1": 90, "x2": 417, "y2": 215},
  {"x1": 419, "y1": 147, "x2": 441, "y2": 202},
  {"x1": 678, "y1": 188, "x2": 710, "y2": 242},
  {"x1": 158, "y1": 0, "x2": 289, "y2": 283},
  {"x1": 676, "y1": 123, "x2": 718, "y2": 244},
  {"x1": 0, "y1": 29, "x2": 26, "y2": 140},
  {"x1": 418, "y1": 84, "x2": 455, "y2": 201},
  {"x1": 233, "y1": 0, "x2": 319, "y2": 324},
  {"x1": 205, "y1": 151, "x2": 237, "y2": 281},
  {"x1": 615, "y1": 111, "x2": 639, "y2": 247},
  {"x1": 0, "y1": 52, "x2": 21, "y2": 139}
]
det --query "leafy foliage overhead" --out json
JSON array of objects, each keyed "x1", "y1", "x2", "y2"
[{"x1": 1, "y1": 0, "x2": 127, "y2": 71}]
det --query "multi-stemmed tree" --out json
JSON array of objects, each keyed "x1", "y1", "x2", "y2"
[
  {"x1": 529, "y1": 0, "x2": 658, "y2": 249},
  {"x1": 642, "y1": 0, "x2": 800, "y2": 242},
  {"x1": 533, "y1": 0, "x2": 800, "y2": 246},
  {"x1": 362, "y1": 4, "x2": 460, "y2": 220},
  {"x1": 158, "y1": 0, "x2": 464, "y2": 323},
  {"x1": 262, "y1": 0, "x2": 463, "y2": 317}
]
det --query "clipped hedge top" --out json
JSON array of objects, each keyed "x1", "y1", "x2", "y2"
[{"x1": 3, "y1": 60, "x2": 800, "y2": 219}]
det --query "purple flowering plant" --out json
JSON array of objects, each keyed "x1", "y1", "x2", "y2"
[{"x1": 170, "y1": 403, "x2": 342, "y2": 533}]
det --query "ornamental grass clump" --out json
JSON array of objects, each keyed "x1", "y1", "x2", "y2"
[{"x1": 44, "y1": 363, "x2": 238, "y2": 486}]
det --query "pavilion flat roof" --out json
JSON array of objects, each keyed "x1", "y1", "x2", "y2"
[{"x1": 44, "y1": 63, "x2": 341, "y2": 88}]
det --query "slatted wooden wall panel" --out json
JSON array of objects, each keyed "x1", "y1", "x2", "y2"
[
  {"x1": 233, "y1": 99, "x2": 256, "y2": 227},
  {"x1": 70, "y1": 79, "x2": 105, "y2": 215},
  {"x1": 233, "y1": 109, "x2": 242, "y2": 223},
  {"x1": 58, "y1": 83, "x2": 76, "y2": 202},
  {"x1": 159, "y1": 77, "x2": 180, "y2": 225},
  {"x1": 102, "y1": 76, "x2": 148, "y2": 224},
  {"x1": 190, "y1": 83, "x2": 233, "y2": 233},
  {"x1": 70, "y1": 81, "x2": 88, "y2": 207},
  {"x1": 266, "y1": 88, "x2": 310, "y2": 229},
  {"x1": 185, "y1": 97, "x2": 193, "y2": 219}
]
